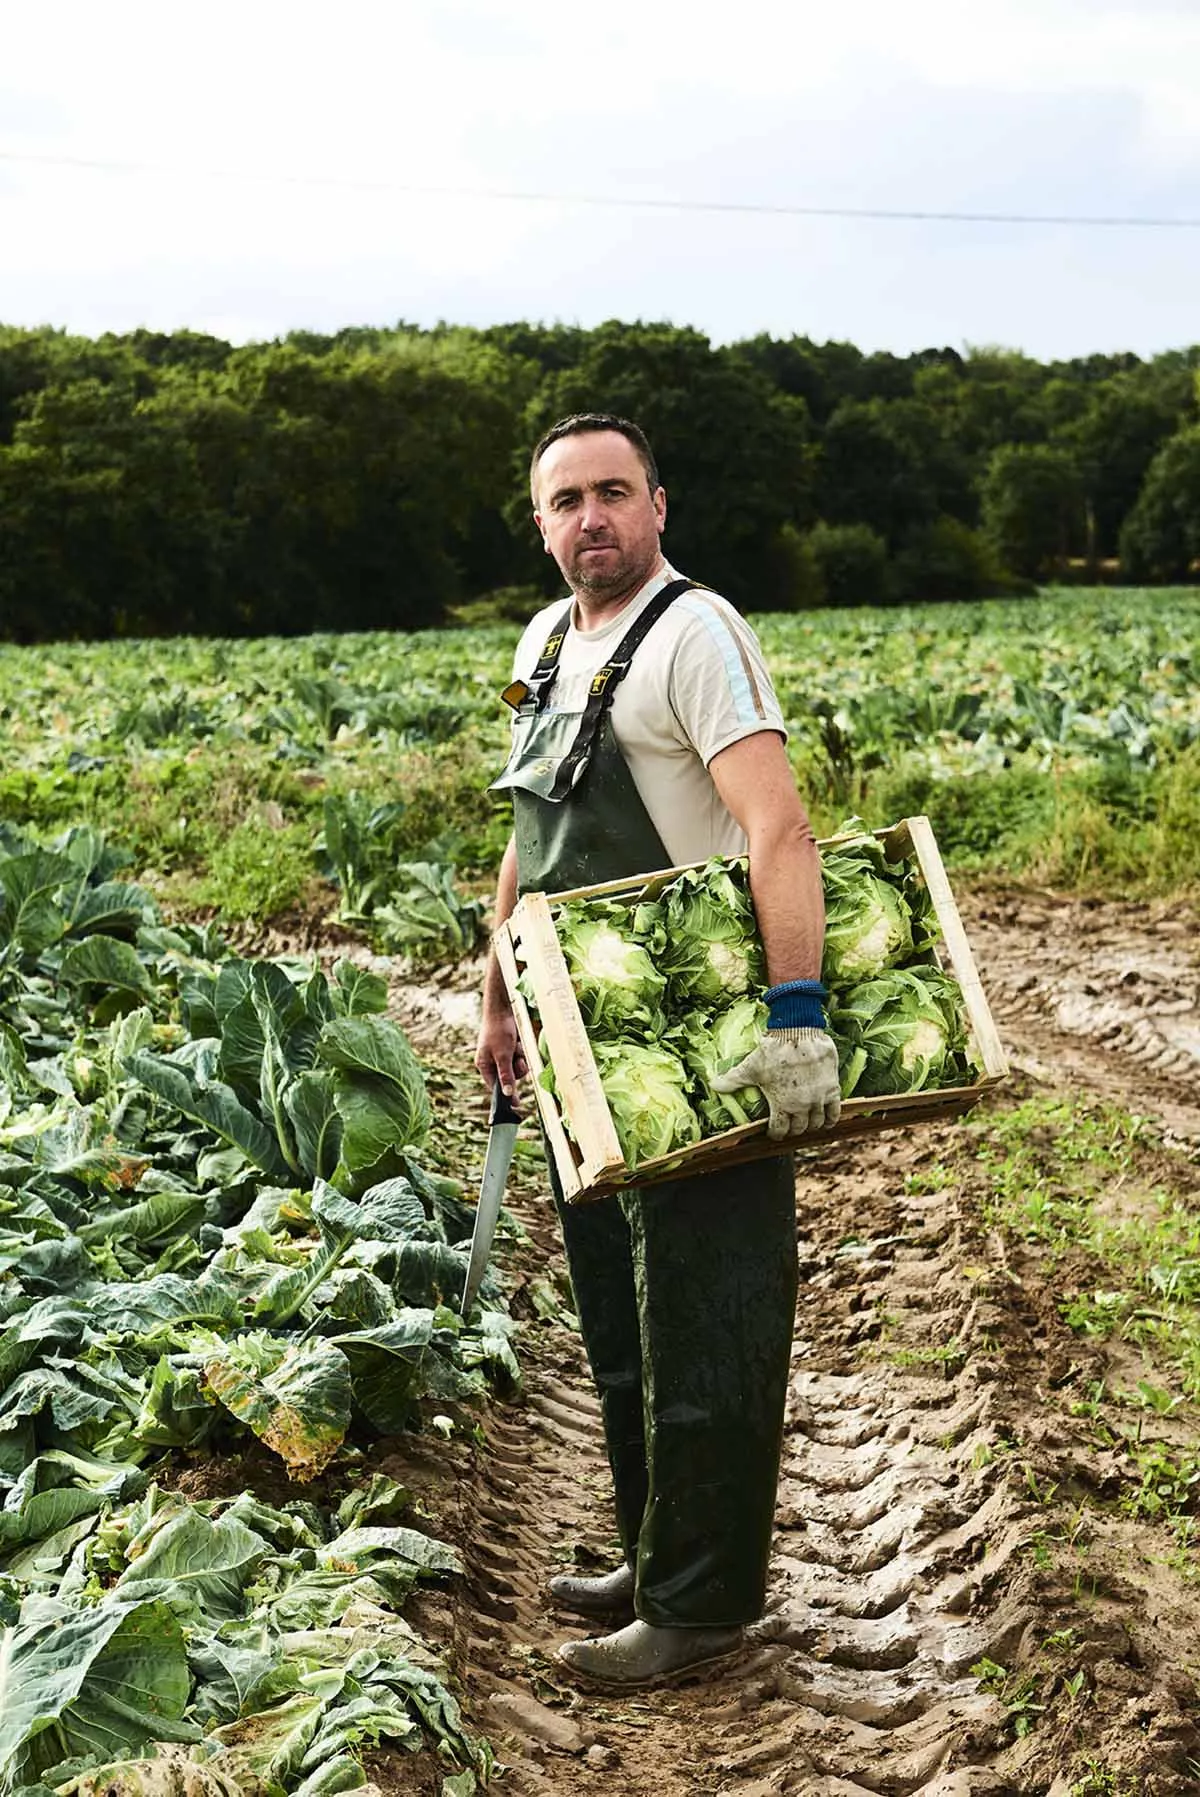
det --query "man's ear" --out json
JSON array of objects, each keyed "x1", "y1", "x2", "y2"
[{"x1": 534, "y1": 510, "x2": 552, "y2": 553}]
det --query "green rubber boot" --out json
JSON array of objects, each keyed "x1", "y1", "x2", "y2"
[
  {"x1": 556, "y1": 1619, "x2": 744, "y2": 1689},
  {"x1": 547, "y1": 1563, "x2": 635, "y2": 1621}
]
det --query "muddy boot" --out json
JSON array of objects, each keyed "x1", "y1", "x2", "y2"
[
  {"x1": 556, "y1": 1619, "x2": 744, "y2": 1689},
  {"x1": 547, "y1": 1563, "x2": 635, "y2": 1621}
]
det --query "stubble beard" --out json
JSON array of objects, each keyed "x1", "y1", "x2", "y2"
[{"x1": 569, "y1": 541, "x2": 651, "y2": 598}]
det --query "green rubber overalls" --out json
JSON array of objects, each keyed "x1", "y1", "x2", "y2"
[{"x1": 491, "y1": 579, "x2": 798, "y2": 1628}]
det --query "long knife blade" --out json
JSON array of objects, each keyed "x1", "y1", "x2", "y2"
[{"x1": 461, "y1": 1084, "x2": 521, "y2": 1315}]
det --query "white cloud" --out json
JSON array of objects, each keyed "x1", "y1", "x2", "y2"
[{"x1": 2, "y1": 0, "x2": 1198, "y2": 354}]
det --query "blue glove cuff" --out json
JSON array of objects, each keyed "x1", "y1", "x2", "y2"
[{"x1": 766, "y1": 979, "x2": 828, "y2": 1031}]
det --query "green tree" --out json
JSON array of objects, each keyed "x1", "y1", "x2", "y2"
[
  {"x1": 805, "y1": 521, "x2": 891, "y2": 608},
  {"x1": 1118, "y1": 426, "x2": 1200, "y2": 581},
  {"x1": 980, "y1": 442, "x2": 1085, "y2": 580},
  {"x1": 814, "y1": 399, "x2": 940, "y2": 547},
  {"x1": 890, "y1": 516, "x2": 1023, "y2": 604},
  {"x1": 223, "y1": 331, "x2": 528, "y2": 632},
  {"x1": 914, "y1": 348, "x2": 1050, "y2": 462},
  {"x1": 1058, "y1": 371, "x2": 1193, "y2": 565}
]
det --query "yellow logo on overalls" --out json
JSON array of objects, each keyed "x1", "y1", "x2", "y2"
[
  {"x1": 543, "y1": 633, "x2": 565, "y2": 658},
  {"x1": 590, "y1": 666, "x2": 614, "y2": 696}
]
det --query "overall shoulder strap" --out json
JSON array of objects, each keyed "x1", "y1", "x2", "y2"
[
  {"x1": 528, "y1": 604, "x2": 575, "y2": 687},
  {"x1": 548, "y1": 577, "x2": 694, "y2": 802},
  {"x1": 501, "y1": 603, "x2": 575, "y2": 713}
]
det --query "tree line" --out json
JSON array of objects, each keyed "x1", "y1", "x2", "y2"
[{"x1": 1, "y1": 318, "x2": 1198, "y2": 642}]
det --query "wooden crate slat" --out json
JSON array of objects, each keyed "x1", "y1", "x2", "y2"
[
  {"x1": 547, "y1": 862, "x2": 693, "y2": 907},
  {"x1": 493, "y1": 920, "x2": 583, "y2": 1199},
  {"x1": 904, "y1": 815, "x2": 1008, "y2": 1081},
  {"x1": 509, "y1": 893, "x2": 626, "y2": 1191},
  {"x1": 580, "y1": 1079, "x2": 994, "y2": 1196}
]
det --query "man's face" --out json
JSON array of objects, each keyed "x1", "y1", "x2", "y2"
[{"x1": 533, "y1": 431, "x2": 666, "y2": 599}]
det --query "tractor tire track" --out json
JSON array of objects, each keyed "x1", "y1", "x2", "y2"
[
  {"x1": 960, "y1": 889, "x2": 1200, "y2": 1144},
  {"x1": 368, "y1": 886, "x2": 1200, "y2": 1794},
  {"x1": 453, "y1": 1137, "x2": 1027, "y2": 1795}
]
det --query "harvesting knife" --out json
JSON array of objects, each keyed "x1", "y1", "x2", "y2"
[{"x1": 461, "y1": 1083, "x2": 521, "y2": 1315}]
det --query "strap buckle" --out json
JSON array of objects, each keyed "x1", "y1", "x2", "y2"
[{"x1": 588, "y1": 660, "x2": 628, "y2": 697}]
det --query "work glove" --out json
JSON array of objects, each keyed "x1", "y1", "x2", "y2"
[{"x1": 712, "y1": 980, "x2": 842, "y2": 1140}]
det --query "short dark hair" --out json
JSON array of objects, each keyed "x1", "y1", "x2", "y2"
[{"x1": 529, "y1": 412, "x2": 660, "y2": 502}]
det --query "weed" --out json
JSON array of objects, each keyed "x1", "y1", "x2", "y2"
[
  {"x1": 186, "y1": 816, "x2": 320, "y2": 922},
  {"x1": 1023, "y1": 1464, "x2": 1060, "y2": 1505},
  {"x1": 973, "y1": 1435, "x2": 1017, "y2": 1471},
  {"x1": 971, "y1": 1656, "x2": 1045, "y2": 1738},
  {"x1": 1165, "y1": 1515, "x2": 1200, "y2": 1583},
  {"x1": 1121, "y1": 1442, "x2": 1200, "y2": 1522},
  {"x1": 903, "y1": 1160, "x2": 954, "y2": 1196},
  {"x1": 1073, "y1": 1576, "x2": 1098, "y2": 1604},
  {"x1": 883, "y1": 1338, "x2": 966, "y2": 1373},
  {"x1": 1128, "y1": 1378, "x2": 1182, "y2": 1416},
  {"x1": 1069, "y1": 1380, "x2": 1109, "y2": 1422},
  {"x1": 1062, "y1": 1290, "x2": 1130, "y2": 1338},
  {"x1": 1070, "y1": 1758, "x2": 1137, "y2": 1796}
]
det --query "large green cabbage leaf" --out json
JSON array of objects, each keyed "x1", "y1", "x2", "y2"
[
  {"x1": 0, "y1": 1595, "x2": 194, "y2": 1792},
  {"x1": 199, "y1": 1333, "x2": 354, "y2": 1483}
]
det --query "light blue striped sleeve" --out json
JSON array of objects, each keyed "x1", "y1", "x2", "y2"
[
  {"x1": 675, "y1": 593, "x2": 767, "y2": 728},
  {"x1": 667, "y1": 593, "x2": 787, "y2": 763}
]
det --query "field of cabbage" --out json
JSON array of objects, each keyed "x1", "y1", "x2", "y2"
[
  {"x1": 0, "y1": 823, "x2": 515, "y2": 1794},
  {"x1": 2, "y1": 587, "x2": 1199, "y2": 941},
  {"x1": 1, "y1": 585, "x2": 1199, "y2": 1797}
]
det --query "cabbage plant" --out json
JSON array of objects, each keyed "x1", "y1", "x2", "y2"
[
  {"x1": 678, "y1": 997, "x2": 768, "y2": 1131},
  {"x1": 591, "y1": 1039, "x2": 702, "y2": 1166},
  {"x1": 821, "y1": 823, "x2": 938, "y2": 982},
  {"x1": 657, "y1": 860, "x2": 764, "y2": 1007},
  {"x1": 829, "y1": 966, "x2": 974, "y2": 1097},
  {"x1": 821, "y1": 855, "x2": 913, "y2": 982},
  {"x1": 556, "y1": 899, "x2": 667, "y2": 1037}
]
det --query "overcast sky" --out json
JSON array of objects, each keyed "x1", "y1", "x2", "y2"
[{"x1": 3, "y1": 0, "x2": 1199, "y2": 361}]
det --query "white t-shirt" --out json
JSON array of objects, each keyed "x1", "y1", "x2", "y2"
[{"x1": 510, "y1": 564, "x2": 787, "y2": 866}]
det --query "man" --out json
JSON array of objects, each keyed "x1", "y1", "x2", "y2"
[{"x1": 475, "y1": 413, "x2": 840, "y2": 1689}]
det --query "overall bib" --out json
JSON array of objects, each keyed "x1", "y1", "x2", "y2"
[{"x1": 491, "y1": 581, "x2": 798, "y2": 1627}]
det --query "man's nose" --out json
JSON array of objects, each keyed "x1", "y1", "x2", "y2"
[{"x1": 579, "y1": 493, "x2": 608, "y2": 531}]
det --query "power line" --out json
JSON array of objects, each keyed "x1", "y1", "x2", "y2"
[{"x1": 2, "y1": 146, "x2": 1199, "y2": 230}]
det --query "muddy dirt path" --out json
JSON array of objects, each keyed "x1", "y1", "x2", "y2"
[
  {"x1": 964, "y1": 890, "x2": 1200, "y2": 1147},
  {"x1": 381, "y1": 889, "x2": 1200, "y2": 1796}
]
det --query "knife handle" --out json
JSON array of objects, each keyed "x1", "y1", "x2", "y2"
[{"x1": 490, "y1": 1084, "x2": 522, "y2": 1127}]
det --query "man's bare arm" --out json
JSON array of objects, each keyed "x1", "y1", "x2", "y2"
[
  {"x1": 475, "y1": 834, "x2": 527, "y2": 1095},
  {"x1": 707, "y1": 732, "x2": 824, "y2": 985},
  {"x1": 707, "y1": 732, "x2": 840, "y2": 1137}
]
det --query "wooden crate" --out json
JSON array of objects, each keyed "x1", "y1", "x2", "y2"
[{"x1": 492, "y1": 816, "x2": 1008, "y2": 1203}]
